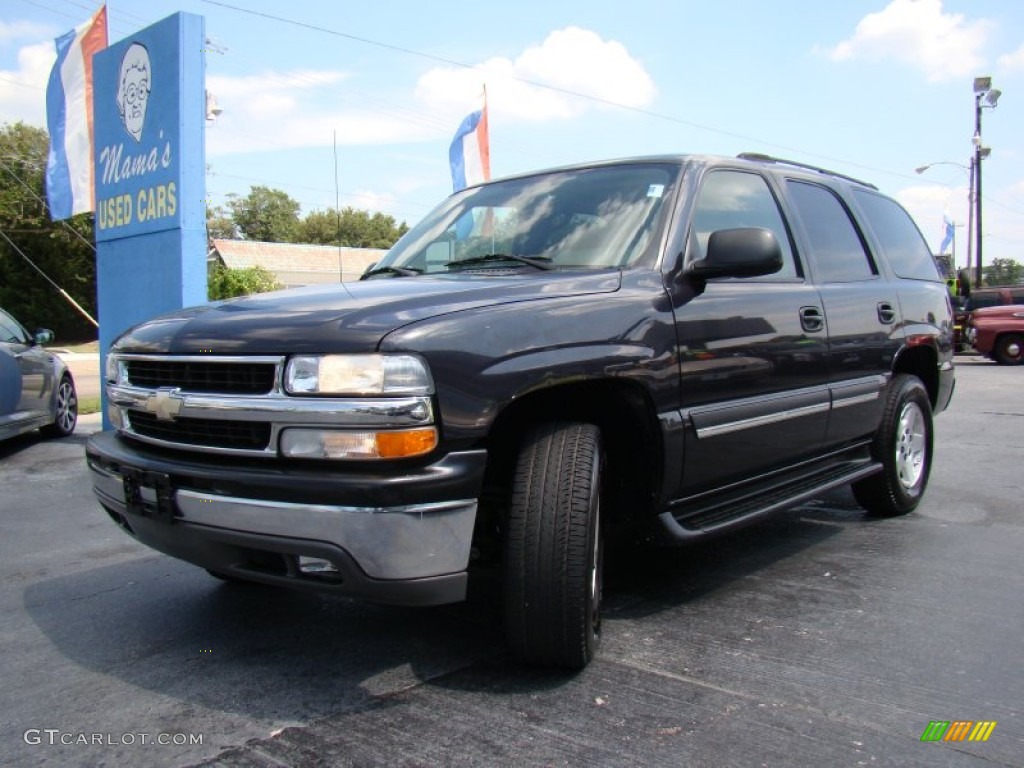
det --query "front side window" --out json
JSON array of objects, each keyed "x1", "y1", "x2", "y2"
[
  {"x1": 787, "y1": 181, "x2": 875, "y2": 283},
  {"x1": 0, "y1": 310, "x2": 29, "y2": 344},
  {"x1": 369, "y1": 164, "x2": 679, "y2": 275},
  {"x1": 689, "y1": 170, "x2": 799, "y2": 279},
  {"x1": 853, "y1": 189, "x2": 942, "y2": 281}
]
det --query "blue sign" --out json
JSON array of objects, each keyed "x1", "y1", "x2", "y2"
[
  {"x1": 93, "y1": 16, "x2": 189, "y2": 241},
  {"x1": 92, "y1": 13, "x2": 207, "y2": 428}
]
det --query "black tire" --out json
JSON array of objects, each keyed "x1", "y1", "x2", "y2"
[
  {"x1": 852, "y1": 375, "x2": 933, "y2": 516},
  {"x1": 504, "y1": 422, "x2": 604, "y2": 669},
  {"x1": 41, "y1": 374, "x2": 77, "y2": 438},
  {"x1": 993, "y1": 334, "x2": 1024, "y2": 365}
]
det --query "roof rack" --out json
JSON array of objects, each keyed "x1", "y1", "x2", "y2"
[{"x1": 736, "y1": 152, "x2": 878, "y2": 190}]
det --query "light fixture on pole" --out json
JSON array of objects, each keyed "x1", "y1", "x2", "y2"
[
  {"x1": 205, "y1": 90, "x2": 223, "y2": 122},
  {"x1": 973, "y1": 76, "x2": 1000, "y2": 287}
]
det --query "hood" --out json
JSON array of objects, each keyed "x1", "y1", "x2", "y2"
[
  {"x1": 972, "y1": 304, "x2": 1024, "y2": 316},
  {"x1": 112, "y1": 271, "x2": 622, "y2": 355}
]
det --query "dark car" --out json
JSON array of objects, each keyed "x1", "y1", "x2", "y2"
[
  {"x1": 87, "y1": 153, "x2": 954, "y2": 668},
  {"x1": 967, "y1": 304, "x2": 1024, "y2": 364},
  {"x1": 0, "y1": 307, "x2": 78, "y2": 442}
]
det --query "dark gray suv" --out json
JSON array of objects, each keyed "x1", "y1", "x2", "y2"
[{"x1": 88, "y1": 152, "x2": 954, "y2": 669}]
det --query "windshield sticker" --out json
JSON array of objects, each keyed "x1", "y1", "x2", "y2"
[{"x1": 647, "y1": 184, "x2": 665, "y2": 198}]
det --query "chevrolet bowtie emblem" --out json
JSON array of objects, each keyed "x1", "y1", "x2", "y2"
[{"x1": 145, "y1": 388, "x2": 184, "y2": 421}]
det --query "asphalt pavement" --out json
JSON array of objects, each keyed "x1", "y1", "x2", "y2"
[
  {"x1": 53, "y1": 351, "x2": 100, "y2": 400},
  {"x1": 0, "y1": 358, "x2": 1020, "y2": 767}
]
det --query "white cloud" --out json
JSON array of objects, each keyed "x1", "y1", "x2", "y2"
[
  {"x1": 206, "y1": 69, "x2": 349, "y2": 118},
  {"x1": 414, "y1": 26, "x2": 656, "y2": 122},
  {"x1": 822, "y1": 0, "x2": 992, "y2": 83},
  {"x1": 206, "y1": 28, "x2": 655, "y2": 157},
  {"x1": 998, "y1": 43, "x2": 1024, "y2": 72},
  {"x1": 0, "y1": 20, "x2": 55, "y2": 44},
  {"x1": 0, "y1": 41, "x2": 56, "y2": 128},
  {"x1": 204, "y1": 69, "x2": 415, "y2": 156}
]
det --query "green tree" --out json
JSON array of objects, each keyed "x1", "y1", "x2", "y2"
[
  {"x1": 206, "y1": 203, "x2": 237, "y2": 241},
  {"x1": 0, "y1": 122, "x2": 97, "y2": 341},
  {"x1": 207, "y1": 264, "x2": 281, "y2": 300},
  {"x1": 298, "y1": 206, "x2": 408, "y2": 248},
  {"x1": 227, "y1": 186, "x2": 301, "y2": 243},
  {"x1": 982, "y1": 258, "x2": 1022, "y2": 287}
]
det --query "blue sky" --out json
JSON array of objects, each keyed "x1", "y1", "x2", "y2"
[{"x1": 3, "y1": 0, "x2": 1023, "y2": 270}]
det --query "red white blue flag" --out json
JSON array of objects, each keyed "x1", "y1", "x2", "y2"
[
  {"x1": 448, "y1": 88, "x2": 490, "y2": 192},
  {"x1": 45, "y1": 5, "x2": 108, "y2": 220}
]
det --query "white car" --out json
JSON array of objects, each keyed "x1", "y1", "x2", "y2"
[{"x1": 0, "y1": 307, "x2": 77, "y2": 442}]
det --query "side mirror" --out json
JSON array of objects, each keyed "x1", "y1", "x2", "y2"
[
  {"x1": 687, "y1": 227, "x2": 783, "y2": 281},
  {"x1": 33, "y1": 328, "x2": 54, "y2": 346}
]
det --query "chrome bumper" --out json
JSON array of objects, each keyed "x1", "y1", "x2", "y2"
[{"x1": 89, "y1": 461, "x2": 477, "y2": 581}]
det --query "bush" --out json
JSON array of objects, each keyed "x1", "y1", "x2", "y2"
[{"x1": 208, "y1": 265, "x2": 281, "y2": 300}]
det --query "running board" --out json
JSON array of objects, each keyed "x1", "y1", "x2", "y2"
[{"x1": 656, "y1": 459, "x2": 882, "y2": 543}]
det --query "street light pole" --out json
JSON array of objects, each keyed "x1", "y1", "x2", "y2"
[
  {"x1": 974, "y1": 98, "x2": 983, "y2": 287},
  {"x1": 973, "y1": 76, "x2": 1001, "y2": 287}
]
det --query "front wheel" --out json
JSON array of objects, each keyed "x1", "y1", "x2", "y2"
[
  {"x1": 852, "y1": 375, "x2": 933, "y2": 516},
  {"x1": 504, "y1": 422, "x2": 604, "y2": 669},
  {"x1": 993, "y1": 333, "x2": 1024, "y2": 365},
  {"x1": 41, "y1": 374, "x2": 77, "y2": 438}
]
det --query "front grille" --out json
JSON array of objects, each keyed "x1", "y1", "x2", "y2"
[
  {"x1": 128, "y1": 411, "x2": 271, "y2": 451},
  {"x1": 126, "y1": 360, "x2": 276, "y2": 394}
]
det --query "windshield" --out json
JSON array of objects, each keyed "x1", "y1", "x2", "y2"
[{"x1": 367, "y1": 163, "x2": 680, "y2": 276}]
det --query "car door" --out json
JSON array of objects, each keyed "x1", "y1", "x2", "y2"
[
  {"x1": 0, "y1": 309, "x2": 52, "y2": 430},
  {"x1": 672, "y1": 169, "x2": 829, "y2": 496},
  {"x1": 782, "y1": 180, "x2": 897, "y2": 447}
]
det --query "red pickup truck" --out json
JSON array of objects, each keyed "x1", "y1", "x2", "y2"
[
  {"x1": 953, "y1": 286, "x2": 1024, "y2": 353},
  {"x1": 967, "y1": 304, "x2": 1024, "y2": 365}
]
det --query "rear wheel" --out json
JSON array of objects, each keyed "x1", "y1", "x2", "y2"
[
  {"x1": 504, "y1": 422, "x2": 604, "y2": 669},
  {"x1": 993, "y1": 333, "x2": 1024, "y2": 365},
  {"x1": 852, "y1": 375, "x2": 932, "y2": 516},
  {"x1": 41, "y1": 374, "x2": 77, "y2": 438}
]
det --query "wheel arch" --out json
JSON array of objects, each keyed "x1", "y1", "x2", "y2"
[
  {"x1": 891, "y1": 343, "x2": 939, "y2": 407},
  {"x1": 479, "y1": 378, "x2": 662, "y2": 539}
]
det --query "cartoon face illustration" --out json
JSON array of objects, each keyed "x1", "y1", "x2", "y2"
[{"x1": 116, "y1": 43, "x2": 151, "y2": 142}]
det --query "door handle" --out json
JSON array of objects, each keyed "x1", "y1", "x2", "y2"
[
  {"x1": 877, "y1": 302, "x2": 897, "y2": 325},
  {"x1": 799, "y1": 306, "x2": 824, "y2": 333}
]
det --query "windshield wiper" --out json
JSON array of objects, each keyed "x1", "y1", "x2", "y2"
[
  {"x1": 445, "y1": 253, "x2": 555, "y2": 271},
  {"x1": 361, "y1": 265, "x2": 423, "y2": 279}
]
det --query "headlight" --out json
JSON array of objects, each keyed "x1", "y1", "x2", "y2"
[
  {"x1": 280, "y1": 427, "x2": 438, "y2": 460},
  {"x1": 105, "y1": 353, "x2": 120, "y2": 383},
  {"x1": 284, "y1": 354, "x2": 433, "y2": 395}
]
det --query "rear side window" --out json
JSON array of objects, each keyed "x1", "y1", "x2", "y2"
[
  {"x1": 690, "y1": 170, "x2": 799, "y2": 278},
  {"x1": 853, "y1": 189, "x2": 942, "y2": 281},
  {"x1": 786, "y1": 181, "x2": 875, "y2": 282}
]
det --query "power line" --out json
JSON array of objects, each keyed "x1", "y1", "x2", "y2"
[
  {"x1": 0, "y1": 227, "x2": 98, "y2": 327},
  {"x1": 0, "y1": 75, "x2": 44, "y2": 91},
  {"x1": 201, "y1": 0, "x2": 935, "y2": 187}
]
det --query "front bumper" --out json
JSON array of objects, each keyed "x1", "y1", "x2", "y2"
[{"x1": 86, "y1": 431, "x2": 487, "y2": 606}]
